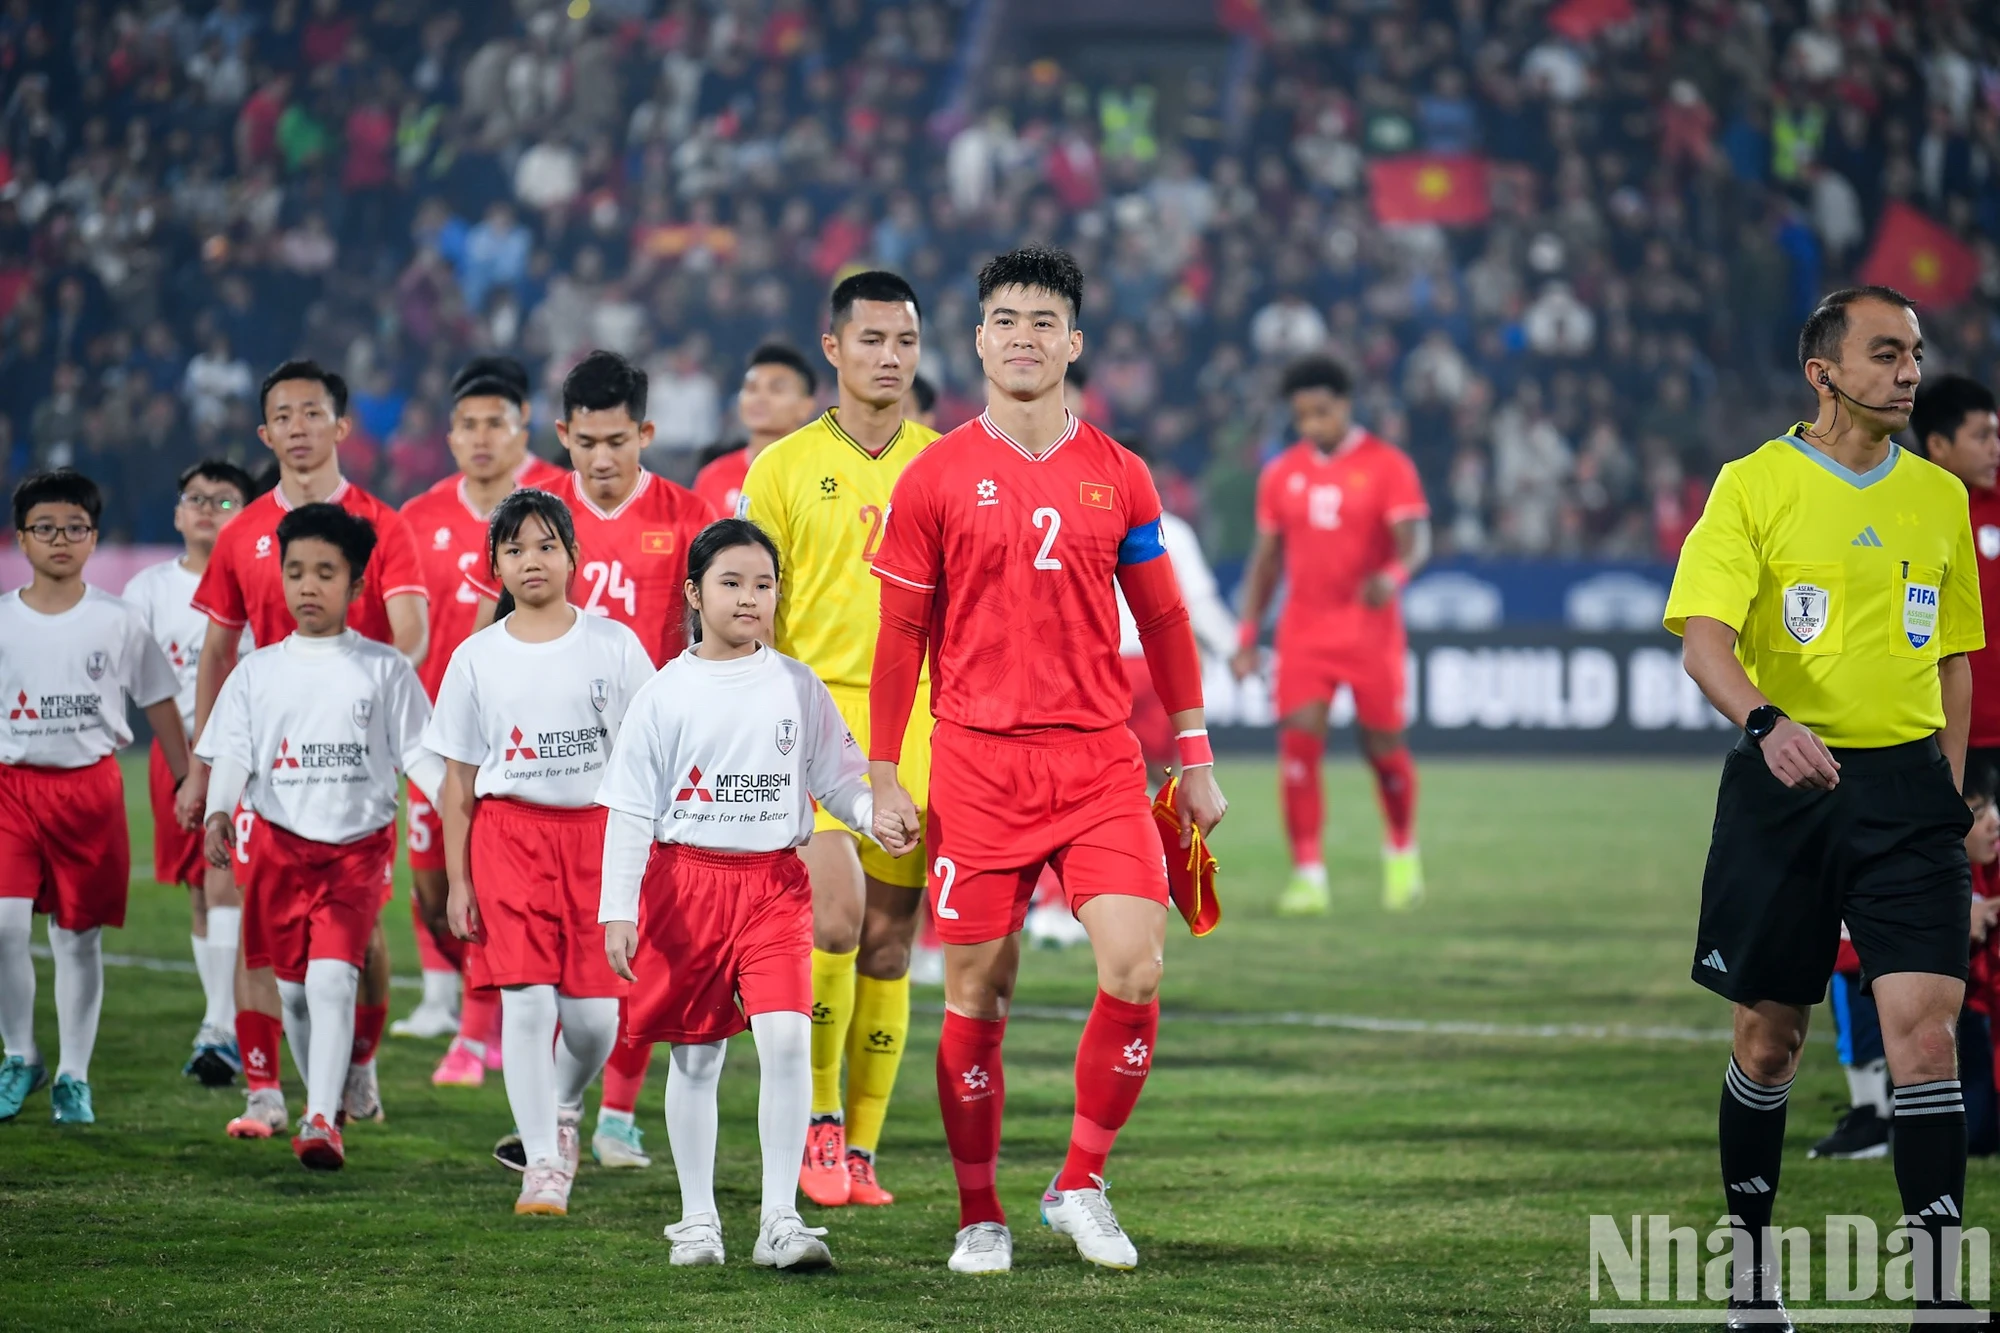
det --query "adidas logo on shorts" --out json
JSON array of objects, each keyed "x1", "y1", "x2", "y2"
[{"x1": 1700, "y1": 949, "x2": 1728, "y2": 973}]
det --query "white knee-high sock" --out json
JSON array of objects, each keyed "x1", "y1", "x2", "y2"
[
  {"x1": 201, "y1": 907, "x2": 241, "y2": 1031},
  {"x1": 665, "y1": 1040, "x2": 727, "y2": 1220},
  {"x1": 751, "y1": 1010, "x2": 813, "y2": 1219},
  {"x1": 302, "y1": 960, "x2": 358, "y2": 1124},
  {"x1": 48, "y1": 924, "x2": 103, "y2": 1082},
  {"x1": 501, "y1": 985, "x2": 560, "y2": 1166},
  {"x1": 277, "y1": 979, "x2": 312, "y2": 1085},
  {"x1": 554, "y1": 993, "x2": 619, "y2": 1113},
  {"x1": 0, "y1": 899, "x2": 38, "y2": 1065}
]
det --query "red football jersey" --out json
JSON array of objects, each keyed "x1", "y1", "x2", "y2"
[
  {"x1": 192, "y1": 479, "x2": 428, "y2": 649},
  {"x1": 1968, "y1": 485, "x2": 2000, "y2": 746},
  {"x1": 467, "y1": 470, "x2": 717, "y2": 667},
  {"x1": 692, "y1": 447, "x2": 749, "y2": 519},
  {"x1": 400, "y1": 457, "x2": 571, "y2": 699},
  {"x1": 872, "y1": 411, "x2": 1166, "y2": 735},
  {"x1": 1254, "y1": 429, "x2": 1428, "y2": 646}
]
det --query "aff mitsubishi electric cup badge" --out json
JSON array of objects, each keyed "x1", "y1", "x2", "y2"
[
  {"x1": 1783, "y1": 584, "x2": 1830, "y2": 644},
  {"x1": 1981, "y1": 524, "x2": 2000, "y2": 561},
  {"x1": 1903, "y1": 580, "x2": 1939, "y2": 650}
]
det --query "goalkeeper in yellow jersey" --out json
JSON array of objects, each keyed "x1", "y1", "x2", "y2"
[{"x1": 739, "y1": 270, "x2": 940, "y2": 1207}]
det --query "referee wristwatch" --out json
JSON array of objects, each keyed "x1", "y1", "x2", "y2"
[{"x1": 1744, "y1": 704, "x2": 1787, "y2": 746}]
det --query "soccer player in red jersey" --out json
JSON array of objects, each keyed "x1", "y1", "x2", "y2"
[
  {"x1": 467, "y1": 349, "x2": 717, "y2": 1167},
  {"x1": 868, "y1": 246, "x2": 1228, "y2": 1274},
  {"x1": 394, "y1": 356, "x2": 568, "y2": 1079},
  {"x1": 1231, "y1": 356, "x2": 1432, "y2": 916},
  {"x1": 179, "y1": 359, "x2": 431, "y2": 1138},
  {"x1": 691, "y1": 344, "x2": 819, "y2": 518},
  {"x1": 1912, "y1": 375, "x2": 2000, "y2": 776}
]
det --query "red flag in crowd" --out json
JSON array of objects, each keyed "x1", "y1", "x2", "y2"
[
  {"x1": 1547, "y1": 0, "x2": 1635, "y2": 41},
  {"x1": 1367, "y1": 155, "x2": 1492, "y2": 226},
  {"x1": 1858, "y1": 201, "x2": 1979, "y2": 310}
]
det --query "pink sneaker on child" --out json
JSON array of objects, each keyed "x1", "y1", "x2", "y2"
[{"x1": 432, "y1": 1037, "x2": 485, "y2": 1088}]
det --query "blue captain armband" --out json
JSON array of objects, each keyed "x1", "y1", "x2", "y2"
[{"x1": 1117, "y1": 519, "x2": 1168, "y2": 566}]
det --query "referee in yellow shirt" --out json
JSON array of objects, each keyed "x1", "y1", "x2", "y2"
[
  {"x1": 1666, "y1": 286, "x2": 1983, "y2": 1325},
  {"x1": 739, "y1": 270, "x2": 941, "y2": 1209}
]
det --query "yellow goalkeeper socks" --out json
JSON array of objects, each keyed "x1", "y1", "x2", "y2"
[
  {"x1": 809, "y1": 946, "x2": 858, "y2": 1117},
  {"x1": 844, "y1": 971, "x2": 911, "y2": 1155}
]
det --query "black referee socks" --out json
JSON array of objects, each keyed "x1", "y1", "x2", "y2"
[
  {"x1": 1720, "y1": 1055, "x2": 1792, "y2": 1280},
  {"x1": 1891, "y1": 1079, "x2": 1968, "y2": 1304}
]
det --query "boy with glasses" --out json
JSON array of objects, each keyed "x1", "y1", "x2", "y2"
[
  {"x1": 0, "y1": 469, "x2": 189, "y2": 1124},
  {"x1": 123, "y1": 459, "x2": 257, "y2": 1083}
]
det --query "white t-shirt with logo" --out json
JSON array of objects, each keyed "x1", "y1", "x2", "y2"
[
  {"x1": 0, "y1": 587, "x2": 179, "y2": 768},
  {"x1": 423, "y1": 609, "x2": 654, "y2": 807},
  {"x1": 122, "y1": 555, "x2": 254, "y2": 734},
  {"x1": 194, "y1": 630, "x2": 433, "y2": 844},
  {"x1": 594, "y1": 644, "x2": 875, "y2": 918}
]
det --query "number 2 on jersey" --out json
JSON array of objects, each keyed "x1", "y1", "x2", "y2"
[
  {"x1": 858, "y1": 504, "x2": 885, "y2": 563},
  {"x1": 1031, "y1": 507, "x2": 1063, "y2": 570},
  {"x1": 581, "y1": 559, "x2": 637, "y2": 617}
]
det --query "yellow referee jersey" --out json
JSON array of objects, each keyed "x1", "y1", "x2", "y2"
[
  {"x1": 1665, "y1": 426, "x2": 1984, "y2": 748},
  {"x1": 739, "y1": 408, "x2": 941, "y2": 691}
]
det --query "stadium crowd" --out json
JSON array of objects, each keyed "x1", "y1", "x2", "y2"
[{"x1": 3, "y1": 0, "x2": 2000, "y2": 563}]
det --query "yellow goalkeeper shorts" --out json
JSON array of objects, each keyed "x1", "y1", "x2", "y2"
[{"x1": 812, "y1": 681, "x2": 931, "y2": 889}]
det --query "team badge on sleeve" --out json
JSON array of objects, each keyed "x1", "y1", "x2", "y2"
[
  {"x1": 352, "y1": 699, "x2": 374, "y2": 728},
  {"x1": 1903, "y1": 580, "x2": 1939, "y2": 650},
  {"x1": 776, "y1": 718, "x2": 797, "y2": 755},
  {"x1": 590, "y1": 678, "x2": 610, "y2": 712},
  {"x1": 1782, "y1": 584, "x2": 1829, "y2": 645},
  {"x1": 1981, "y1": 525, "x2": 2000, "y2": 561},
  {"x1": 85, "y1": 651, "x2": 108, "y2": 681}
]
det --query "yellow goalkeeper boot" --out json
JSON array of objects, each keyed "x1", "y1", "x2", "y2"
[{"x1": 1382, "y1": 846, "x2": 1425, "y2": 912}]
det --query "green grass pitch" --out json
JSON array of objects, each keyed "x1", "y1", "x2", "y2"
[{"x1": 1, "y1": 755, "x2": 1983, "y2": 1330}]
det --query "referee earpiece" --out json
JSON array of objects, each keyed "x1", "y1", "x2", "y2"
[{"x1": 1820, "y1": 373, "x2": 1831, "y2": 387}]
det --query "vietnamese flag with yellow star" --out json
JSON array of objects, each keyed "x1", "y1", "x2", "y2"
[
  {"x1": 1858, "y1": 201, "x2": 1978, "y2": 309},
  {"x1": 1367, "y1": 154, "x2": 1491, "y2": 226}
]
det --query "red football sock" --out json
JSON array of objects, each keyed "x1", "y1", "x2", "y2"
[
  {"x1": 1279, "y1": 728, "x2": 1324, "y2": 868},
  {"x1": 1367, "y1": 746, "x2": 1418, "y2": 852},
  {"x1": 237, "y1": 1010, "x2": 283, "y2": 1092},
  {"x1": 936, "y1": 1010, "x2": 1007, "y2": 1228},
  {"x1": 350, "y1": 1003, "x2": 388, "y2": 1064},
  {"x1": 1057, "y1": 990, "x2": 1159, "y2": 1190},
  {"x1": 460, "y1": 988, "x2": 501, "y2": 1050},
  {"x1": 601, "y1": 1033, "x2": 653, "y2": 1115}
]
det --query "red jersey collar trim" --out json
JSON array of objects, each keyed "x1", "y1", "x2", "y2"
[
  {"x1": 1301, "y1": 429, "x2": 1366, "y2": 462},
  {"x1": 458, "y1": 456, "x2": 556, "y2": 519},
  {"x1": 275, "y1": 477, "x2": 351, "y2": 512},
  {"x1": 571, "y1": 467, "x2": 652, "y2": 521},
  {"x1": 978, "y1": 410, "x2": 1079, "y2": 462}
]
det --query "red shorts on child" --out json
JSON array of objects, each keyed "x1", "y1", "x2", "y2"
[
  {"x1": 149, "y1": 738, "x2": 204, "y2": 889},
  {"x1": 241, "y1": 818, "x2": 394, "y2": 983},
  {"x1": 924, "y1": 721, "x2": 1168, "y2": 946},
  {"x1": 468, "y1": 798, "x2": 626, "y2": 997},
  {"x1": 625, "y1": 844, "x2": 811, "y2": 1045},
  {"x1": 0, "y1": 756, "x2": 129, "y2": 930}
]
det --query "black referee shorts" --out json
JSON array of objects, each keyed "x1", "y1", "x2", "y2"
[{"x1": 1692, "y1": 734, "x2": 1972, "y2": 1007}]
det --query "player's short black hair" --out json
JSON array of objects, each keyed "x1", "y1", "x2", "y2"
[
  {"x1": 1797, "y1": 286, "x2": 1915, "y2": 370},
  {"x1": 748, "y1": 342, "x2": 817, "y2": 397},
  {"x1": 561, "y1": 350, "x2": 648, "y2": 423},
  {"x1": 684, "y1": 517, "x2": 783, "y2": 645},
  {"x1": 829, "y1": 271, "x2": 922, "y2": 331},
  {"x1": 1281, "y1": 355, "x2": 1354, "y2": 399},
  {"x1": 177, "y1": 458, "x2": 256, "y2": 499},
  {"x1": 13, "y1": 467, "x2": 102, "y2": 531},
  {"x1": 452, "y1": 354, "x2": 531, "y2": 409},
  {"x1": 1967, "y1": 759, "x2": 1999, "y2": 807},
  {"x1": 276, "y1": 502, "x2": 375, "y2": 581},
  {"x1": 910, "y1": 373, "x2": 937, "y2": 414},
  {"x1": 259, "y1": 358, "x2": 348, "y2": 421},
  {"x1": 1910, "y1": 374, "x2": 1999, "y2": 453},
  {"x1": 486, "y1": 486, "x2": 578, "y2": 578},
  {"x1": 977, "y1": 244, "x2": 1085, "y2": 324}
]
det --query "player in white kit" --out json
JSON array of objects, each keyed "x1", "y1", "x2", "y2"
[
  {"x1": 596, "y1": 518, "x2": 908, "y2": 1270},
  {"x1": 0, "y1": 469, "x2": 189, "y2": 1125},
  {"x1": 196, "y1": 503, "x2": 442, "y2": 1170},
  {"x1": 426, "y1": 489, "x2": 654, "y2": 1216},
  {"x1": 121, "y1": 458, "x2": 257, "y2": 1082}
]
